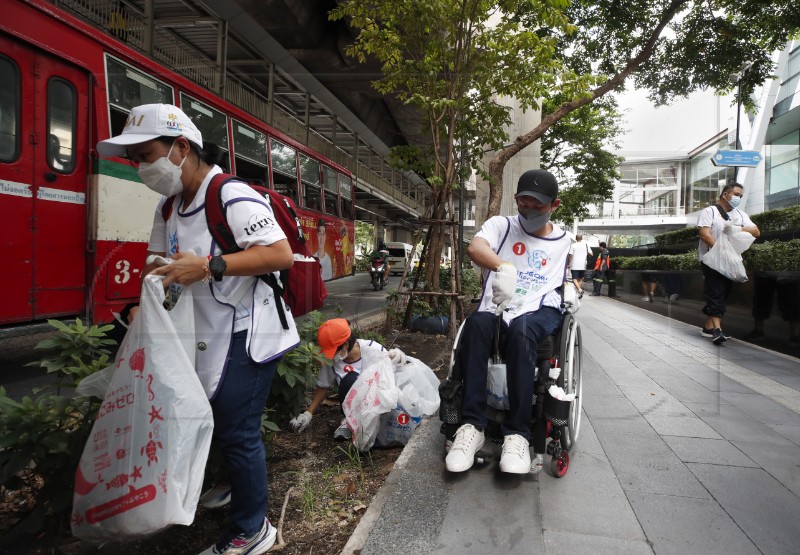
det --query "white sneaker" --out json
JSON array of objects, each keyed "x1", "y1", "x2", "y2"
[
  {"x1": 333, "y1": 418, "x2": 352, "y2": 441},
  {"x1": 499, "y1": 434, "x2": 531, "y2": 474},
  {"x1": 641, "y1": 296, "x2": 650, "y2": 302},
  {"x1": 530, "y1": 453, "x2": 544, "y2": 474},
  {"x1": 198, "y1": 518, "x2": 276, "y2": 554},
  {"x1": 445, "y1": 423, "x2": 484, "y2": 472}
]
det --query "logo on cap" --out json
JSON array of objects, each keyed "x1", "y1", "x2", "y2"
[
  {"x1": 166, "y1": 113, "x2": 182, "y2": 132},
  {"x1": 125, "y1": 114, "x2": 145, "y2": 128}
]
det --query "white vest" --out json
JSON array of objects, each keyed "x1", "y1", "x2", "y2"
[
  {"x1": 477, "y1": 216, "x2": 571, "y2": 323},
  {"x1": 150, "y1": 167, "x2": 300, "y2": 399}
]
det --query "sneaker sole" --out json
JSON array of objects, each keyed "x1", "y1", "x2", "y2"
[
  {"x1": 249, "y1": 525, "x2": 277, "y2": 555},
  {"x1": 499, "y1": 459, "x2": 532, "y2": 474},
  {"x1": 445, "y1": 437, "x2": 485, "y2": 472},
  {"x1": 700, "y1": 330, "x2": 714, "y2": 338},
  {"x1": 712, "y1": 336, "x2": 727, "y2": 345},
  {"x1": 199, "y1": 488, "x2": 232, "y2": 509}
]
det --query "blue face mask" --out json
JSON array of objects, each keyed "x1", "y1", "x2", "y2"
[{"x1": 728, "y1": 195, "x2": 741, "y2": 209}]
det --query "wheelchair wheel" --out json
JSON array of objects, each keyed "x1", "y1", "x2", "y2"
[{"x1": 557, "y1": 314, "x2": 582, "y2": 452}]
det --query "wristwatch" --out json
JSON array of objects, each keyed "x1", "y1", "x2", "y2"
[{"x1": 208, "y1": 255, "x2": 227, "y2": 282}]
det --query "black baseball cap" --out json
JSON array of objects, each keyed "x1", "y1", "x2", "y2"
[{"x1": 516, "y1": 169, "x2": 558, "y2": 204}]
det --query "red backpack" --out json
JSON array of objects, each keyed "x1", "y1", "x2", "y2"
[{"x1": 162, "y1": 173, "x2": 327, "y2": 329}]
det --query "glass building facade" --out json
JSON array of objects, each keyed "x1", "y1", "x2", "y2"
[{"x1": 766, "y1": 41, "x2": 800, "y2": 209}]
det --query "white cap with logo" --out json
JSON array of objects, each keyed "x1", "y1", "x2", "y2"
[{"x1": 96, "y1": 103, "x2": 203, "y2": 158}]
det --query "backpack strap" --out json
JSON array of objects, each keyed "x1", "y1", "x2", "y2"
[
  {"x1": 161, "y1": 195, "x2": 176, "y2": 222},
  {"x1": 204, "y1": 173, "x2": 290, "y2": 330},
  {"x1": 714, "y1": 204, "x2": 730, "y2": 221}
]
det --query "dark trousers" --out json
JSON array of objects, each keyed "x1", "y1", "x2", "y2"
[
  {"x1": 458, "y1": 308, "x2": 562, "y2": 440},
  {"x1": 701, "y1": 262, "x2": 733, "y2": 317},
  {"x1": 592, "y1": 270, "x2": 611, "y2": 295},
  {"x1": 338, "y1": 371, "x2": 359, "y2": 403},
  {"x1": 211, "y1": 331, "x2": 278, "y2": 536}
]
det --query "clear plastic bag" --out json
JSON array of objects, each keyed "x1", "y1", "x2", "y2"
[
  {"x1": 343, "y1": 356, "x2": 398, "y2": 451},
  {"x1": 72, "y1": 276, "x2": 213, "y2": 544},
  {"x1": 703, "y1": 233, "x2": 748, "y2": 282}
]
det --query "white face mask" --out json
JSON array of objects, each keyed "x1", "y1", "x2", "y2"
[{"x1": 137, "y1": 141, "x2": 185, "y2": 197}]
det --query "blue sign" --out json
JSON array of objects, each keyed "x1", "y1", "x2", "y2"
[{"x1": 710, "y1": 150, "x2": 763, "y2": 167}]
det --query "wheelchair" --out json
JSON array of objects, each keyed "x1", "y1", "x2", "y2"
[{"x1": 439, "y1": 306, "x2": 583, "y2": 478}]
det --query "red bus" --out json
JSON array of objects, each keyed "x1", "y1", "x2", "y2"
[{"x1": 0, "y1": 0, "x2": 355, "y2": 327}]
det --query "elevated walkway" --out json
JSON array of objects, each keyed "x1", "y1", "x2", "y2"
[{"x1": 344, "y1": 296, "x2": 800, "y2": 554}]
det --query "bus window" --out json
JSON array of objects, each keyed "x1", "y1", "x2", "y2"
[
  {"x1": 47, "y1": 78, "x2": 76, "y2": 173},
  {"x1": 233, "y1": 120, "x2": 267, "y2": 186},
  {"x1": 322, "y1": 166, "x2": 339, "y2": 217},
  {"x1": 270, "y1": 138, "x2": 298, "y2": 203},
  {"x1": 340, "y1": 174, "x2": 354, "y2": 220},
  {"x1": 106, "y1": 56, "x2": 173, "y2": 137},
  {"x1": 179, "y1": 92, "x2": 230, "y2": 171},
  {"x1": 299, "y1": 154, "x2": 322, "y2": 212},
  {"x1": 0, "y1": 56, "x2": 19, "y2": 163}
]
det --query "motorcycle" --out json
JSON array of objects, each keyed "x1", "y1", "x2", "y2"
[{"x1": 369, "y1": 257, "x2": 388, "y2": 290}]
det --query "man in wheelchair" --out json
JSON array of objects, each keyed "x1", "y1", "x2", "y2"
[{"x1": 445, "y1": 169, "x2": 571, "y2": 474}]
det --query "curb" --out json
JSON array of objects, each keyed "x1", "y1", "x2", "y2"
[{"x1": 339, "y1": 417, "x2": 434, "y2": 555}]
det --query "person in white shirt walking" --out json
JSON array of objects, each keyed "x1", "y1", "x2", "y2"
[
  {"x1": 697, "y1": 181, "x2": 760, "y2": 345},
  {"x1": 567, "y1": 234, "x2": 592, "y2": 298}
]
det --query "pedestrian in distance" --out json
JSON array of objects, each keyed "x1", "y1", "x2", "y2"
[
  {"x1": 567, "y1": 234, "x2": 592, "y2": 298},
  {"x1": 445, "y1": 169, "x2": 571, "y2": 475},
  {"x1": 97, "y1": 103, "x2": 301, "y2": 555},
  {"x1": 590, "y1": 242, "x2": 612, "y2": 296},
  {"x1": 697, "y1": 180, "x2": 760, "y2": 345},
  {"x1": 289, "y1": 318, "x2": 407, "y2": 440}
]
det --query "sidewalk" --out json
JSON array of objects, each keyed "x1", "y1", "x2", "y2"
[{"x1": 342, "y1": 295, "x2": 800, "y2": 554}]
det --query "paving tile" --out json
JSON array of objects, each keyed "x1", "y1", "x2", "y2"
[
  {"x1": 720, "y1": 391, "x2": 800, "y2": 427},
  {"x1": 582, "y1": 394, "x2": 640, "y2": 420},
  {"x1": 542, "y1": 530, "x2": 653, "y2": 555},
  {"x1": 643, "y1": 414, "x2": 723, "y2": 439},
  {"x1": 684, "y1": 401, "x2": 795, "y2": 446},
  {"x1": 591, "y1": 417, "x2": 711, "y2": 499},
  {"x1": 731, "y1": 440, "x2": 800, "y2": 497},
  {"x1": 687, "y1": 463, "x2": 800, "y2": 555},
  {"x1": 661, "y1": 436, "x2": 758, "y2": 467},
  {"x1": 770, "y1": 423, "x2": 800, "y2": 447},
  {"x1": 626, "y1": 491, "x2": 758, "y2": 555},
  {"x1": 651, "y1": 376, "x2": 729, "y2": 405},
  {"x1": 539, "y1": 450, "x2": 645, "y2": 541},
  {"x1": 681, "y1": 370, "x2": 757, "y2": 394}
]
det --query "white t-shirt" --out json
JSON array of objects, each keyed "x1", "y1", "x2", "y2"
[
  {"x1": 476, "y1": 216, "x2": 571, "y2": 322},
  {"x1": 316, "y1": 339, "x2": 386, "y2": 388},
  {"x1": 147, "y1": 165, "x2": 300, "y2": 398},
  {"x1": 696, "y1": 205, "x2": 755, "y2": 260},
  {"x1": 568, "y1": 241, "x2": 592, "y2": 270}
]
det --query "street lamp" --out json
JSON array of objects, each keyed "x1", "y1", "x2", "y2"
[{"x1": 729, "y1": 60, "x2": 754, "y2": 180}]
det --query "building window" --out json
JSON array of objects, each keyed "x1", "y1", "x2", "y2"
[{"x1": 766, "y1": 130, "x2": 800, "y2": 208}]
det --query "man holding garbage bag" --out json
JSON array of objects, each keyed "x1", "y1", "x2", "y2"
[
  {"x1": 445, "y1": 169, "x2": 571, "y2": 475},
  {"x1": 96, "y1": 104, "x2": 300, "y2": 555},
  {"x1": 289, "y1": 318, "x2": 406, "y2": 440},
  {"x1": 698, "y1": 181, "x2": 760, "y2": 345}
]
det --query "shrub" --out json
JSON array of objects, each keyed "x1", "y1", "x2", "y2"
[
  {"x1": 654, "y1": 227, "x2": 698, "y2": 247},
  {"x1": 750, "y1": 205, "x2": 800, "y2": 233},
  {"x1": 743, "y1": 238, "x2": 800, "y2": 272},
  {"x1": 616, "y1": 239, "x2": 800, "y2": 272},
  {"x1": 1, "y1": 319, "x2": 115, "y2": 535},
  {"x1": 268, "y1": 311, "x2": 328, "y2": 432},
  {"x1": 616, "y1": 251, "x2": 700, "y2": 271}
]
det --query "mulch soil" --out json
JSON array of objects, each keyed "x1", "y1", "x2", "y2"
[{"x1": 1, "y1": 326, "x2": 453, "y2": 555}]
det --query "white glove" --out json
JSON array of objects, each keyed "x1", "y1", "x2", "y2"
[
  {"x1": 492, "y1": 263, "x2": 517, "y2": 315},
  {"x1": 388, "y1": 348, "x2": 407, "y2": 366},
  {"x1": 289, "y1": 411, "x2": 312, "y2": 433},
  {"x1": 722, "y1": 220, "x2": 738, "y2": 235}
]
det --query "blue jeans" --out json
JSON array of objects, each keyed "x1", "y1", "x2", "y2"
[
  {"x1": 211, "y1": 331, "x2": 278, "y2": 536},
  {"x1": 458, "y1": 307, "x2": 562, "y2": 439}
]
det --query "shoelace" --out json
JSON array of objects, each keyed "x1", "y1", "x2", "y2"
[
  {"x1": 503, "y1": 436, "x2": 527, "y2": 457},
  {"x1": 452, "y1": 426, "x2": 478, "y2": 451}
]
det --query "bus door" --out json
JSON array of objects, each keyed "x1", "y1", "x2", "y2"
[{"x1": 0, "y1": 35, "x2": 89, "y2": 324}]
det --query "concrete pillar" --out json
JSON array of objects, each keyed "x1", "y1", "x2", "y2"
[
  {"x1": 267, "y1": 63, "x2": 274, "y2": 125},
  {"x1": 304, "y1": 93, "x2": 310, "y2": 145}
]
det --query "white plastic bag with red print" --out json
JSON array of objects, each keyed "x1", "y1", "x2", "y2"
[
  {"x1": 71, "y1": 275, "x2": 213, "y2": 544},
  {"x1": 342, "y1": 356, "x2": 399, "y2": 451}
]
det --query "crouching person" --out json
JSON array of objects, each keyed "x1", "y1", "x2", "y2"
[
  {"x1": 446, "y1": 169, "x2": 571, "y2": 475},
  {"x1": 289, "y1": 318, "x2": 406, "y2": 439}
]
